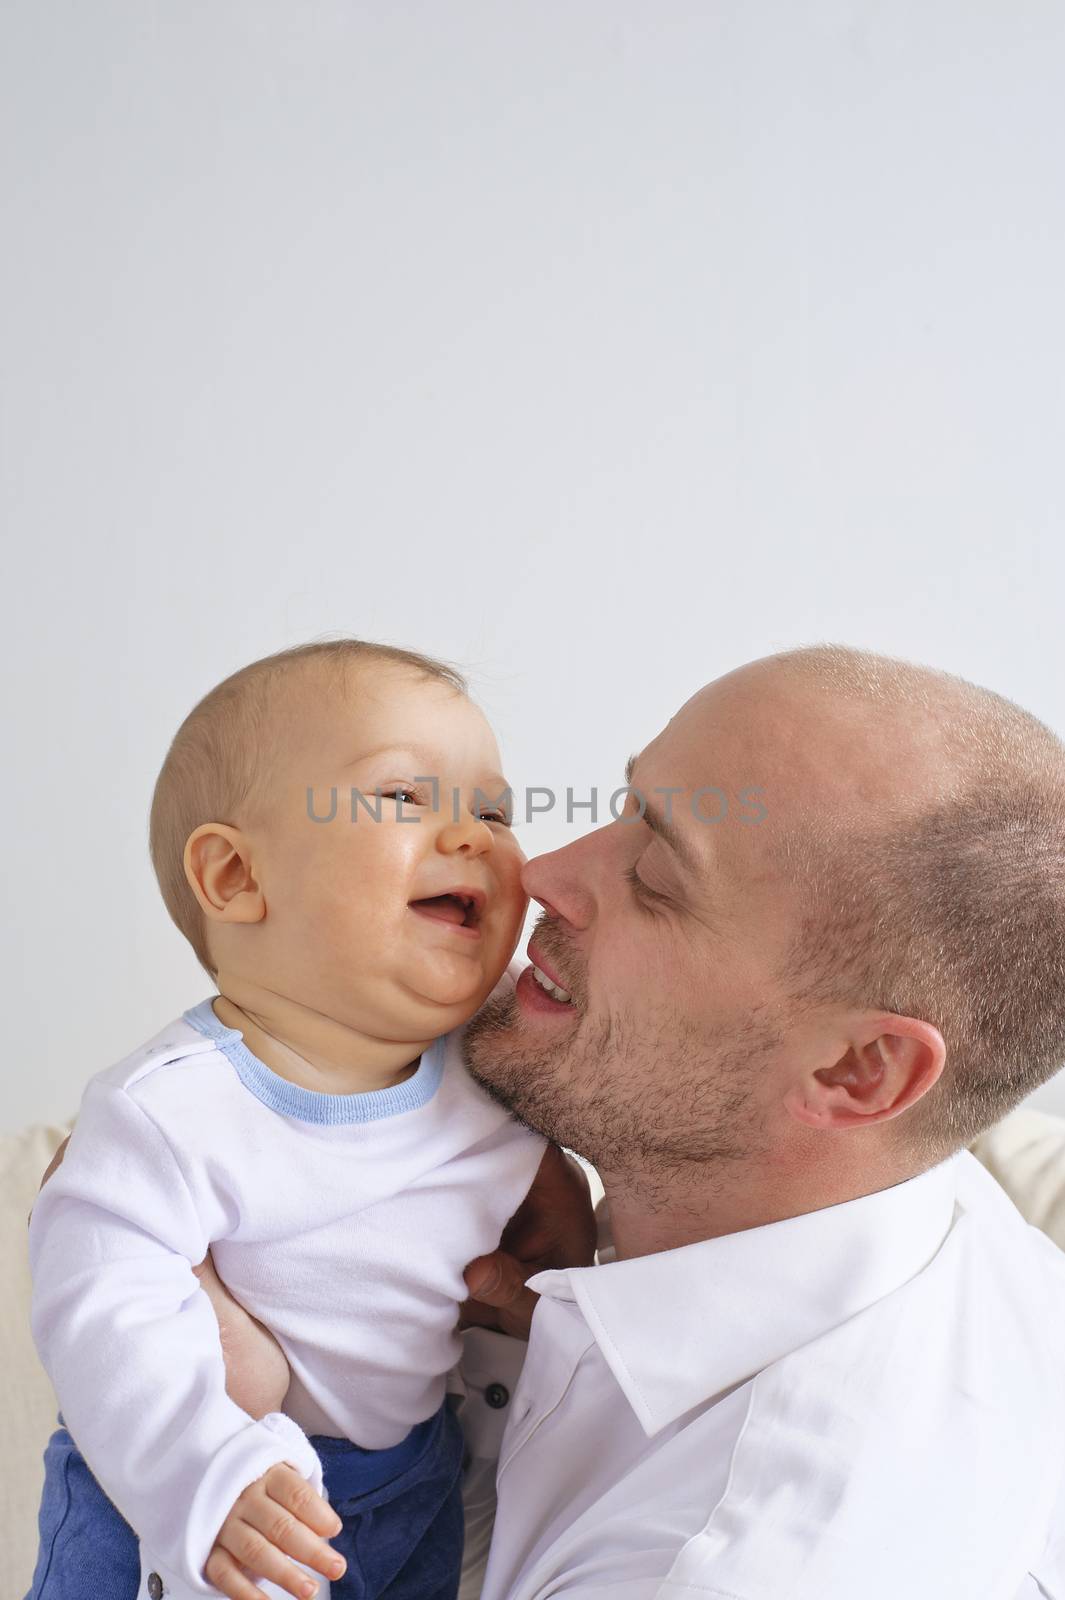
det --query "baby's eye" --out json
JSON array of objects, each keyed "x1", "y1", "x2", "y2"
[
  {"x1": 381, "y1": 786, "x2": 421, "y2": 806},
  {"x1": 477, "y1": 808, "x2": 512, "y2": 827}
]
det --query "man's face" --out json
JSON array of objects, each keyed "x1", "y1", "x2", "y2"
[{"x1": 464, "y1": 669, "x2": 811, "y2": 1172}]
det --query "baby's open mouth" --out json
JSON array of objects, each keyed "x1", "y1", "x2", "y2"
[{"x1": 408, "y1": 892, "x2": 483, "y2": 930}]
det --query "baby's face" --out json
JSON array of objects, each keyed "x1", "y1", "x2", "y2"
[{"x1": 251, "y1": 664, "x2": 528, "y2": 1042}]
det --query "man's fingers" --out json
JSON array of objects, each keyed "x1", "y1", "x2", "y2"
[
  {"x1": 39, "y1": 1135, "x2": 70, "y2": 1191},
  {"x1": 191, "y1": 1251, "x2": 216, "y2": 1283},
  {"x1": 498, "y1": 1143, "x2": 598, "y2": 1270},
  {"x1": 193, "y1": 1252, "x2": 293, "y2": 1420},
  {"x1": 465, "y1": 1251, "x2": 512, "y2": 1300},
  {"x1": 29, "y1": 1134, "x2": 72, "y2": 1222},
  {"x1": 463, "y1": 1250, "x2": 540, "y2": 1339}
]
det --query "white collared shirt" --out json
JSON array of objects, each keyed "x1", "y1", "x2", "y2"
[{"x1": 462, "y1": 1151, "x2": 1065, "y2": 1600}]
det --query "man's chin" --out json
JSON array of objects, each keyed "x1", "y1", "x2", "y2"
[
  {"x1": 462, "y1": 987, "x2": 552, "y2": 1102},
  {"x1": 462, "y1": 987, "x2": 520, "y2": 1063}
]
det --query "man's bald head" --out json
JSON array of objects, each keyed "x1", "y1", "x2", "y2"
[{"x1": 749, "y1": 644, "x2": 1065, "y2": 1157}]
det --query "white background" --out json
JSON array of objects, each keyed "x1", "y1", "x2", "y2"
[{"x1": 2, "y1": 1, "x2": 1064, "y2": 1132}]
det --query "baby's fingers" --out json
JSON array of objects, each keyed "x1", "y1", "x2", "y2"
[
  {"x1": 211, "y1": 1515, "x2": 335, "y2": 1600},
  {"x1": 264, "y1": 1461, "x2": 344, "y2": 1542},
  {"x1": 205, "y1": 1462, "x2": 344, "y2": 1600},
  {"x1": 205, "y1": 1542, "x2": 291, "y2": 1600},
  {"x1": 239, "y1": 1465, "x2": 345, "y2": 1589}
]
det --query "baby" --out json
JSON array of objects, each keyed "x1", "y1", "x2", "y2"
[{"x1": 27, "y1": 639, "x2": 591, "y2": 1600}]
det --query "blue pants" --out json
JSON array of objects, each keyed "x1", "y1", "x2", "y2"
[{"x1": 26, "y1": 1401, "x2": 465, "y2": 1600}]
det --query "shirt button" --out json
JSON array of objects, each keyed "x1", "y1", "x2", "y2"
[
  {"x1": 485, "y1": 1382, "x2": 510, "y2": 1409},
  {"x1": 147, "y1": 1576, "x2": 165, "y2": 1600}
]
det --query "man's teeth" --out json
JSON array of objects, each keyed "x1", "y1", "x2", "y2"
[{"x1": 531, "y1": 963, "x2": 573, "y2": 1004}]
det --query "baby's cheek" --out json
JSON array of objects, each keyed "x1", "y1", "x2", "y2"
[
  {"x1": 496, "y1": 846, "x2": 526, "y2": 907},
  {"x1": 325, "y1": 824, "x2": 411, "y2": 905},
  {"x1": 494, "y1": 847, "x2": 530, "y2": 951}
]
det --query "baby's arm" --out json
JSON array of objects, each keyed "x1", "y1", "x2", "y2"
[
  {"x1": 28, "y1": 1079, "x2": 340, "y2": 1599},
  {"x1": 38, "y1": 1142, "x2": 293, "y2": 1425}
]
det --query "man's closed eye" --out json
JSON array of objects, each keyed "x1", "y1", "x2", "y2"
[{"x1": 624, "y1": 862, "x2": 671, "y2": 909}]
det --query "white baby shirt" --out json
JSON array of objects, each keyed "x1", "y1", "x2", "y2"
[{"x1": 28, "y1": 975, "x2": 546, "y2": 1598}]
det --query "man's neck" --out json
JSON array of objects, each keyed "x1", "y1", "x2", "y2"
[{"x1": 599, "y1": 1145, "x2": 921, "y2": 1260}]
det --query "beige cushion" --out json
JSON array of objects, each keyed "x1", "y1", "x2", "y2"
[
  {"x1": 969, "y1": 1106, "x2": 1065, "y2": 1251},
  {"x1": 3, "y1": 1108, "x2": 1064, "y2": 1600},
  {"x1": 1, "y1": 1119, "x2": 73, "y2": 1600}
]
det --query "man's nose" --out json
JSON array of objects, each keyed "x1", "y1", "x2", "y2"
[{"x1": 521, "y1": 832, "x2": 600, "y2": 929}]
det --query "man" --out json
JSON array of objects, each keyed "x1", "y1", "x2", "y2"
[
  {"x1": 452, "y1": 644, "x2": 1065, "y2": 1599},
  {"x1": 41, "y1": 645, "x2": 1065, "y2": 1598}
]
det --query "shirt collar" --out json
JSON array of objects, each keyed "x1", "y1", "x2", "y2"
[{"x1": 528, "y1": 1154, "x2": 961, "y2": 1437}]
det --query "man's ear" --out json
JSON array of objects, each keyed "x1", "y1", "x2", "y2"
[
  {"x1": 183, "y1": 824, "x2": 266, "y2": 930},
  {"x1": 783, "y1": 1013, "x2": 946, "y2": 1130}
]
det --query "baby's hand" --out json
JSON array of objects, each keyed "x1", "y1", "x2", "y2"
[{"x1": 204, "y1": 1462, "x2": 346, "y2": 1600}]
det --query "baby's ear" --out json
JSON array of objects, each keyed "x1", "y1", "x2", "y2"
[{"x1": 183, "y1": 824, "x2": 266, "y2": 926}]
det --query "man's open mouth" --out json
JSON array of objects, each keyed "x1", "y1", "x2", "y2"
[
  {"x1": 530, "y1": 962, "x2": 573, "y2": 1004},
  {"x1": 408, "y1": 891, "x2": 484, "y2": 930}
]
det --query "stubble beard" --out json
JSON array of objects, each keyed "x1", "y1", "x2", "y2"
[{"x1": 463, "y1": 984, "x2": 782, "y2": 1190}]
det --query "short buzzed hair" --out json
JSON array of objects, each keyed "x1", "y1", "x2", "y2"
[
  {"x1": 149, "y1": 638, "x2": 467, "y2": 978},
  {"x1": 771, "y1": 645, "x2": 1065, "y2": 1160}
]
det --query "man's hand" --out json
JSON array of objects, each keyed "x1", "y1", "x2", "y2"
[
  {"x1": 192, "y1": 1252, "x2": 292, "y2": 1420},
  {"x1": 461, "y1": 1143, "x2": 597, "y2": 1341},
  {"x1": 37, "y1": 1133, "x2": 70, "y2": 1196},
  {"x1": 36, "y1": 1136, "x2": 292, "y2": 1420},
  {"x1": 205, "y1": 1463, "x2": 346, "y2": 1600}
]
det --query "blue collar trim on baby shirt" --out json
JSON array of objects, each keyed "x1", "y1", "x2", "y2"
[{"x1": 181, "y1": 998, "x2": 446, "y2": 1125}]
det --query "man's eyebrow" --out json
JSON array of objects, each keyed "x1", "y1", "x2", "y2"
[{"x1": 622, "y1": 754, "x2": 699, "y2": 875}]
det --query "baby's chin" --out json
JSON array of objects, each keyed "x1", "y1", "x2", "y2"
[{"x1": 405, "y1": 950, "x2": 509, "y2": 1026}]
